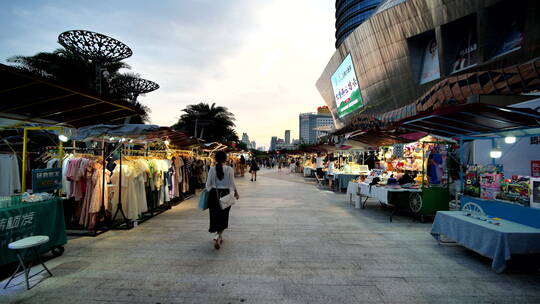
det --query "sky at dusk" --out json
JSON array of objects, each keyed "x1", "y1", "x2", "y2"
[{"x1": 0, "y1": 0, "x2": 335, "y2": 149}]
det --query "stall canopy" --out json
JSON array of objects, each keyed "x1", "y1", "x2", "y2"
[
  {"x1": 72, "y1": 124, "x2": 160, "y2": 140},
  {"x1": 145, "y1": 127, "x2": 198, "y2": 148},
  {"x1": 399, "y1": 95, "x2": 540, "y2": 138},
  {"x1": 0, "y1": 64, "x2": 144, "y2": 127}
]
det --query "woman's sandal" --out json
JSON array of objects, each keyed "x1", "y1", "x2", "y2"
[{"x1": 213, "y1": 237, "x2": 220, "y2": 250}]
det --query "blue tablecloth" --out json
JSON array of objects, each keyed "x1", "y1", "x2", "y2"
[
  {"x1": 431, "y1": 211, "x2": 540, "y2": 273},
  {"x1": 333, "y1": 173, "x2": 359, "y2": 190}
]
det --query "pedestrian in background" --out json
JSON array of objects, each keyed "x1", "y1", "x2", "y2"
[
  {"x1": 239, "y1": 155, "x2": 246, "y2": 177},
  {"x1": 327, "y1": 157, "x2": 335, "y2": 190},
  {"x1": 250, "y1": 158, "x2": 260, "y2": 181},
  {"x1": 315, "y1": 152, "x2": 324, "y2": 178},
  {"x1": 205, "y1": 151, "x2": 239, "y2": 250}
]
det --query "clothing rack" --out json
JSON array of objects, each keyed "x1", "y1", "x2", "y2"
[
  {"x1": 64, "y1": 145, "x2": 114, "y2": 237},
  {"x1": 121, "y1": 146, "x2": 172, "y2": 218},
  {"x1": 110, "y1": 146, "x2": 173, "y2": 228}
]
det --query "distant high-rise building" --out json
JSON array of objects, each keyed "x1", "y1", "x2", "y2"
[
  {"x1": 250, "y1": 141, "x2": 256, "y2": 149},
  {"x1": 299, "y1": 111, "x2": 334, "y2": 144},
  {"x1": 270, "y1": 136, "x2": 278, "y2": 151},
  {"x1": 285, "y1": 130, "x2": 291, "y2": 144},
  {"x1": 241, "y1": 133, "x2": 250, "y2": 146}
]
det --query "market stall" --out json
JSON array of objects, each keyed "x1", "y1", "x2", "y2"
[
  {"x1": 0, "y1": 126, "x2": 71, "y2": 265},
  {"x1": 399, "y1": 97, "x2": 540, "y2": 272},
  {"x1": 347, "y1": 136, "x2": 452, "y2": 221}
]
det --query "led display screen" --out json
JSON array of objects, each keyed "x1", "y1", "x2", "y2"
[{"x1": 331, "y1": 54, "x2": 363, "y2": 118}]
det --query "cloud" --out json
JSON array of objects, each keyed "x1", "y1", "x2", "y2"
[{"x1": 0, "y1": 0, "x2": 335, "y2": 148}]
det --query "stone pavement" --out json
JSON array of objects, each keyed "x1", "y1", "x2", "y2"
[{"x1": 2, "y1": 168, "x2": 540, "y2": 303}]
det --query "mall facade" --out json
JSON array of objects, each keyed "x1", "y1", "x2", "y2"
[{"x1": 317, "y1": 0, "x2": 540, "y2": 132}]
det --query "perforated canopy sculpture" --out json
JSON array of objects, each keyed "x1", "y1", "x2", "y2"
[
  {"x1": 111, "y1": 75, "x2": 160, "y2": 102},
  {"x1": 58, "y1": 30, "x2": 133, "y2": 94},
  {"x1": 58, "y1": 30, "x2": 132, "y2": 62}
]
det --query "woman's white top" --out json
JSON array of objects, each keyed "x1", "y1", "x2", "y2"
[
  {"x1": 205, "y1": 165, "x2": 236, "y2": 192},
  {"x1": 315, "y1": 157, "x2": 324, "y2": 169},
  {"x1": 328, "y1": 162, "x2": 335, "y2": 174}
]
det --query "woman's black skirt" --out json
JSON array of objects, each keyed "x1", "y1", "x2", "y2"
[{"x1": 208, "y1": 188, "x2": 231, "y2": 233}]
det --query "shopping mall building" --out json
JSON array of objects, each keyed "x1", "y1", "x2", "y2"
[{"x1": 317, "y1": 0, "x2": 540, "y2": 132}]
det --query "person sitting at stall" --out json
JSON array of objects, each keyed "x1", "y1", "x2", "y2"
[
  {"x1": 387, "y1": 174, "x2": 399, "y2": 185},
  {"x1": 398, "y1": 171, "x2": 415, "y2": 186}
]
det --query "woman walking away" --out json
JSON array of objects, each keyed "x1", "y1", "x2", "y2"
[
  {"x1": 250, "y1": 158, "x2": 260, "y2": 182},
  {"x1": 206, "y1": 151, "x2": 239, "y2": 250}
]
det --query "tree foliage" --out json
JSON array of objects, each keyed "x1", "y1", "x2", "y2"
[{"x1": 172, "y1": 102, "x2": 238, "y2": 143}]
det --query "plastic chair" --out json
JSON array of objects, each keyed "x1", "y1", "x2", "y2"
[{"x1": 4, "y1": 235, "x2": 53, "y2": 290}]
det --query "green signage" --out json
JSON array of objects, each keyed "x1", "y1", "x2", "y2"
[
  {"x1": 331, "y1": 54, "x2": 364, "y2": 118},
  {"x1": 0, "y1": 198, "x2": 67, "y2": 265}
]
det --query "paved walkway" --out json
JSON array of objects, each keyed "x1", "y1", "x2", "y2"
[{"x1": 2, "y1": 169, "x2": 540, "y2": 303}]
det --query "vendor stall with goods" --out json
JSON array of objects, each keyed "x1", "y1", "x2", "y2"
[
  {"x1": 348, "y1": 136, "x2": 452, "y2": 221},
  {"x1": 326, "y1": 150, "x2": 371, "y2": 191},
  {"x1": 0, "y1": 125, "x2": 69, "y2": 266},
  {"x1": 398, "y1": 96, "x2": 540, "y2": 273}
]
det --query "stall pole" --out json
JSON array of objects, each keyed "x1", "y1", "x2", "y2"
[
  {"x1": 22, "y1": 128, "x2": 28, "y2": 192},
  {"x1": 491, "y1": 138, "x2": 496, "y2": 166},
  {"x1": 459, "y1": 137, "x2": 465, "y2": 194},
  {"x1": 58, "y1": 130, "x2": 64, "y2": 169},
  {"x1": 100, "y1": 138, "x2": 106, "y2": 228},
  {"x1": 422, "y1": 142, "x2": 426, "y2": 188}
]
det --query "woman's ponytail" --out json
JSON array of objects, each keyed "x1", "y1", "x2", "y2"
[
  {"x1": 216, "y1": 162, "x2": 224, "y2": 180},
  {"x1": 215, "y1": 151, "x2": 227, "y2": 181}
]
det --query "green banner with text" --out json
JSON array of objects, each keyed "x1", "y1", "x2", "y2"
[{"x1": 0, "y1": 198, "x2": 67, "y2": 265}]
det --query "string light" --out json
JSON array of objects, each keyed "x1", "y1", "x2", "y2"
[
  {"x1": 489, "y1": 148, "x2": 502, "y2": 158},
  {"x1": 504, "y1": 136, "x2": 516, "y2": 144},
  {"x1": 58, "y1": 134, "x2": 69, "y2": 142}
]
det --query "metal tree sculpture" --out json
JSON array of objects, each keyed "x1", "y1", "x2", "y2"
[
  {"x1": 58, "y1": 30, "x2": 132, "y2": 62},
  {"x1": 111, "y1": 76, "x2": 159, "y2": 103},
  {"x1": 58, "y1": 30, "x2": 133, "y2": 93}
]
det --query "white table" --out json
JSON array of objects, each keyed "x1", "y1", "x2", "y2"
[
  {"x1": 346, "y1": 181, "x2": 358, "y2": 205},
  {"x1": 356, "y1": 182, "x2": 421, "y2": 221}
]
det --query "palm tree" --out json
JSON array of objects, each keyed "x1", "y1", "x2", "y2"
[
  {"x1": 7, "y1": 47, "x2": 150, "y2": 122},
  {"x1": 172, "y1": 103, "x2": 239, "y2": 143}
]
